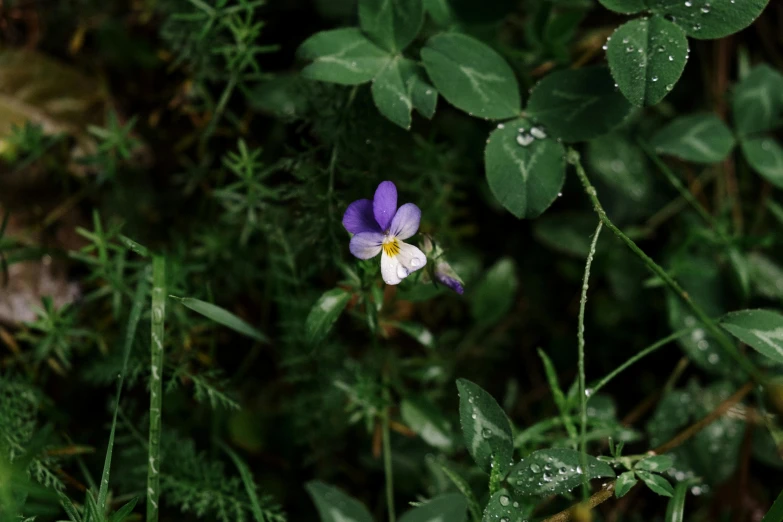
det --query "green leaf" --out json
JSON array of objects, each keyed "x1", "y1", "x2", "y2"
[
  {"x1": 526, "y1": 66, "x2": 633, "y2": 142},
  {"x1": 720, "y1": 309, "x2": 783, "y2": 365},
  {"x1": 597, "y1": 0, "x2": 646, "y2": 14},
  {"x1": 606, "y1": 16, "x2": 688, "y2": 106},
  {"x1": 456, "y1": 379, "x2": 513, "y2": 475},
  {"x1": 533, "y1": 213, "x2": 603, "y2": 258},
  {"x1": 747, "y1": 252, "x2": 783, "y2": 301},
  {"x1": 636, "y1": 470, "x2": 674, "y2": 497},
  {"x1": 401, "y1": 396, "x2": 455, "y2": 452},
  {"x1": 421, "y1": 33, "x2": 520, "y2": 119},
  {"x1": 398, "y1": 493, "x2": 467, "y2": 522},
  {"x1": 741, "y1": 137, "x2": 783, "y2": 188},
  {"x1": 298, "y1": 28, "x2": 390, "y2": 85},
  {"x1": 406, "y1": 63, "x2": 437, "y2": 119},
  {"x1": 306, "y1": 481, "x2": 373, "y2": 522},
  {"x1": 651, "y1": 113, "x2": 735, "y2": 163},
  {"x1": 171, "y1": 296, "x2": 268, "y2": 343},
  {"x1": 372, "y1": 58, "x2": 414, "y2": 129},
  {"x1": 666, "y1": 258, "x2": 733, "y2": 375},
  {"x1": 359, "y1": 0, "x2": 424, "y2": 52},
  {"x1": 470, "y1": 257, "x2": 518, "y2": 327},
  {"x1": 615, "y1": 471, "x2": 638, "y2": 498},
  {"x1": 484, "y1": 119, "x2": 566, "y2": 219},
  {"x1": 431, "y1": 459, "x2": 482, "y2": 521},
  {"x1": 221, "y1": 442, "x2": 268, "y2": 522},
  {"x1": 506, "y1": 448, "x2": 616, "y2": 496},
  {"x1": 732, "y1": 65, "x2": 783, "y2": 136},
  {"x1": 587, "y1": 132, "x2": 651, "y2": 202},
  {"x1": 761, "y1": 488, "x2": 783, "y2": 522},
  {"x1": 482, "y1": 489, "x2": 531, "y2": 522},
  {"x1": 58, "y1": 491, "x2": 83, "y2": 522},
  {"x1": 665, "y1": 480, "x2": 697, "y2": 522},
  {"x1": 108, "y1": 497, "x2": 138, "y2": 522},
  {"x1": 305, "y1": 288, "x2": 352, "y2": 345},
  {"x1": 636, "y1": 455, "x2": 674, "y2": 473},
  {"x1": 646, "y1": 0, "x2": 770, "y2": 40}
]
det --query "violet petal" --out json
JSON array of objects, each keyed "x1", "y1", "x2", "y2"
[
  {"x1": 343, "y1": 199, "x2": 381, "y2": 234},
  {"x1": 373, "y1": 181, "x2": 397, "y2": 231},
  {"x1": 389, "y1": 203, "x2": 421, "y2": 240},
  {"x1": 349, "y1": 231, "x2": 384, "y2": 259}
]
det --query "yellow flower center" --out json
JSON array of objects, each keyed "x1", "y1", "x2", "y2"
[{"x1": 382, "y1": 237, "x2": 400, "y2": 257}]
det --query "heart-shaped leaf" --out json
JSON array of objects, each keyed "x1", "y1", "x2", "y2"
[
  {"x1": 651, "y1": 113, "x2": 735, "y2": 163},
  {"x1": 484, "y1": 119, "x2": 566, "y2": 219},
  {"x1": 606, "y1": 16, "x2": 689, "y2": 106}
]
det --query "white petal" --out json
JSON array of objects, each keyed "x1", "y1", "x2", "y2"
[{"x1": 380, "y1": 241, "x2": 427, "y2": 285}]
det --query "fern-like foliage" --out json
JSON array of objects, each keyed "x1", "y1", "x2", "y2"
[{"x1": 160, "y1": 436, "x2": 285, "y2": 522}]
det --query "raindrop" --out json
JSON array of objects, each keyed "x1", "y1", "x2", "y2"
[
  {"x1": 530, "y1": 127, "x2": 547, "y2": 139},
  {"x1": 652, "y1": 76, "x2": 659, "y2": 82},
  {"x1": 517, "y1": 134, "x2": 535, "y2": 147},
  {"x1": 622, "y1": 37, "x2": 629, "y2": 44},
  {"x1": 482, "y1": 428, "x2": 493, "y2": 439},
  {"x1": 471, "y1": 413, "x2": 477, "y2": 419},
  {"x1": 576, "y1": 466, "x2": 583, "y2": 474},
  {"x1": 701, "y1": 3, "x2": 710, "y2": 13},
  {"x1": 530, "y1": 464, "x2": 541, "y2": 473},
  {"x1": 626, "y1": 46, "x2": 634, "y2": 52},
  {"x1": 692, "y1": 24, "x2": 701, "y2": 31},
  {"x1": 557, "y1": 192, "x2": 563, "y2": 197},
  {"x1": 585, "y1": 388, "x2": 593, "y2": 397},
  {"x1": 684, "y1": 0, "x2": 692, "y2": 6},
  {"x1": 668, "y1": 55, "x2": 674, "y2": 61},
  {"x1": 544, "y1": 464, "x2": 551, "y2": 471},
  {"x1": 558, "y1": 467, "x2": 567, "y2": 474},
  {"x1": 410, "y1": 258, "x2": 420, "y2": 267},
  {"x1": 697, "y1": 339, "x2": 709, "y2": 350},
  {"x1": 708, "y1": 353, "x2": 720, "y2": 364},
  {"x1": 602, "y1": 45, "x2": 608, "y2": 50},
  {"x1": 500, "y1": 518, "x2": 509, "y2": 522},
  {"x1": 666, "y1": 84, "x2": 673, "y2": 91},
  {"x1": 497, "y1": 123, "x2": 505, "y2": 129},
  {"x1": 396, "y1": 264, "x2": 409, "y2": 279},
  {"x1": 425, "y1": 89, "x2": 432, "y2": 95},
  {"x1": 513, "y1": 502, "x2": 519, "y2": 508},
  {"x1": 499, "y1": 495, "x2": 510, "y2": 506}
]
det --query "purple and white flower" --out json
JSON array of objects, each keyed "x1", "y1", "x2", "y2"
[{"x1": 342, "y1": 181, "x2": 427, "y2": 285}]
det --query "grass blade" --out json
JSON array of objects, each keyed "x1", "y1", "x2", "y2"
[
  {"x1": 97, "y1": 271, "x2": 149, "y2": 514},
  {"x1": 170, "y1": 296, "x2": 268, "y2": 343},
  {"x1": 762, "y1": 488, "x2": 783, "y2": 522},
  {"x1": 147, "y1": 257, "x2": 166, "y2": 522},
  {"x1": 220, "y1": 442, "x2": 265, "y2": 522}
]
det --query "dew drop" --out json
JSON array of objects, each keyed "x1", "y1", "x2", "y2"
[
  {"x1": 517, "y1": 134, "x2": 534, "y2": 147},
  {"x1": 530, "y1": 464, "x2": 541, "y2": 473},
  {"x1": 499, "y1": 495, "x2": 510, "y2": 506},
  {"x1": 668, "y1": 55, "x2": 674, "y2": 61},
  {"x1": 410, "y1": 258, "x2": 420, "y2": 267},
  {"x1": 481, "y1": 428, "x2": 493, "y2": 439},
  {"x1": 530, "y1": 127, "x2": 547, "y2": 139},
  {"x1": 396, "y1": 264, "x2": 409, "y2": 279},
  {"x1": 652, "y1": 76, "x2": 658, "y2": 82},
  {"x1": 684, "y1": 0, "x2": 692, "y2": 6}
]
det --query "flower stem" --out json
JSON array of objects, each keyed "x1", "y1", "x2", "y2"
[
  {"x1": 566, "y1": 149, "x2": 761, "y2": 383},
  {"x1": 578, "y1": 221, "x2": 602, "y2": 499},
  {"x1": 146, "y1": 256, "x2": 166, "y2": 522},
  {"x1": 382, "y1": 377, "x2": 396, "y2": 522}
]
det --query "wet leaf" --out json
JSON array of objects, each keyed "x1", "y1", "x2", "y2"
[
  {"x1": 720, "y1": 309, "x2": 783, "y2": 365},
  {"x1": 636, "y1": 470, "x2": 674, "y2": 497},
  {"x1": 456, "y1": 379, "x2": 513, "y2": 475},
  {"x1": 646, "y1": 0, "x2": 769, "y2": 40},
  {"x1": 615, "y1": 471, "x2": 637, "y2": 498},
  {"x1": 305, "y1": 288, "x2": 352, "y2": 345},
  {"x1": 606, "y1": 16, "x2": 689, "y2": 106},
  {"x1": 359, "y1": 0, "x2": 424, "y2": 52},
  {"x1": 506, "y1": 448, "x2": 615, "y2": 496},
  {"x1": 484, "y1": 119, "x2": 566, "y2": 219}
]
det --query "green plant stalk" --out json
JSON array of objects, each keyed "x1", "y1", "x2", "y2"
[
  {"x1": 146, "y1": 256, "x2": 166, "y2": 522},
  {"x1": 382, "y1": 382, "x2": 396, "y2": 522},
  {"x1": 578, "y1": 221, "x2": 602, "y2": 500},
  {"x1": 567, "y1": 149, "x2": 761, "y2": 382},
  {"x1": 591, "y1": 328, "x2": 691, "y2": 396},
  {"x1": 98, "y1": 273, "x2": 149, "y2": 513}
]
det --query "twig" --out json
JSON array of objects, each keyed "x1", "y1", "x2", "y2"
[{"x1": 542, "y1": 381, "x2": 756, "y2": 522}]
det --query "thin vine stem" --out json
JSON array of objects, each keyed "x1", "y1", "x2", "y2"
[
  {"x1": 146, "y1": 256, "x2": 166, "y2": 522},
  {"x1": 578, "y1": 221, "x2": 602, "y2": 499},
  {"x1": 591, "y1": 328, "x2": 691, "y2": 396},
  {"x1": 566, "y1": 149, "x2": 761, "y2": 383}
]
